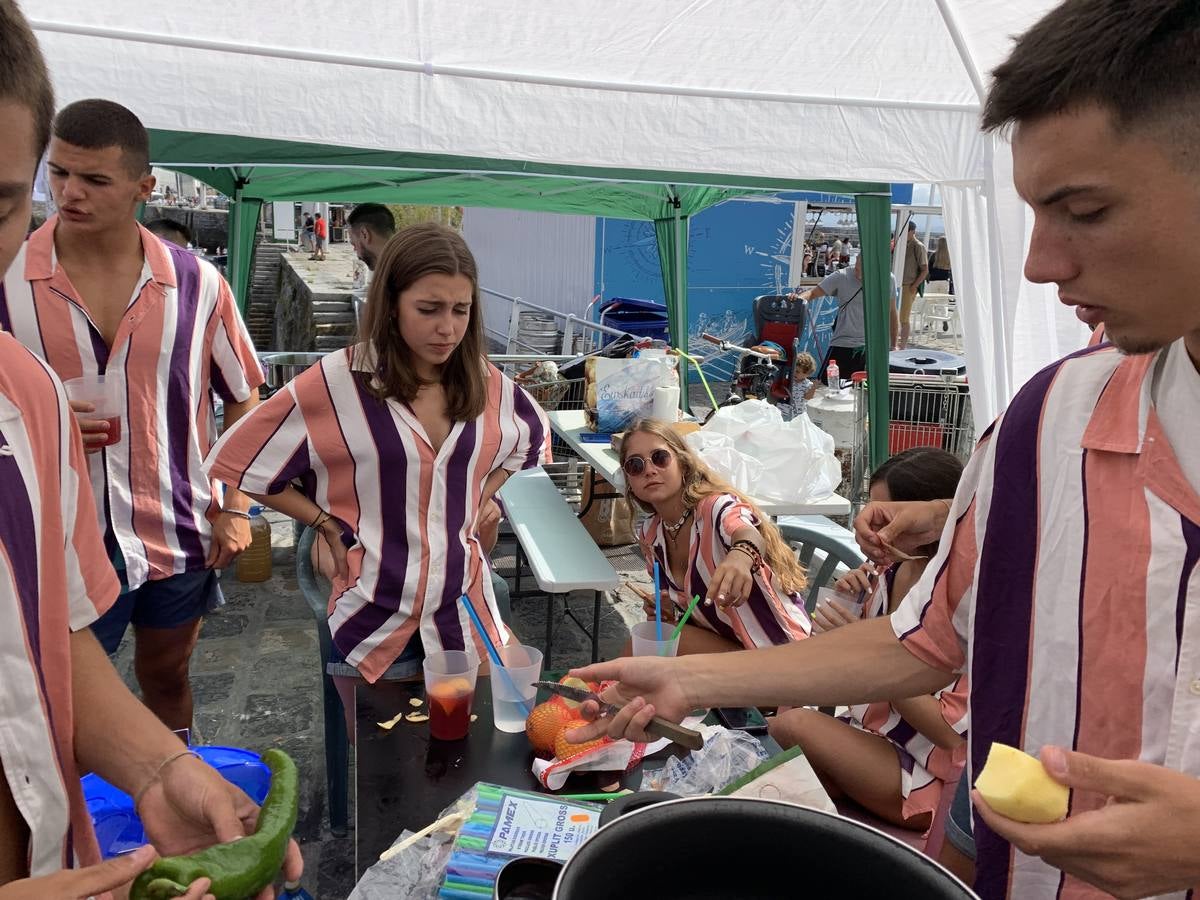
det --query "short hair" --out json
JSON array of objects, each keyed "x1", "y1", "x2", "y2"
[
  {"x1": 982, "y1": 0, "x2": 1200, "y2": 164},
  {"x1": 907, "y1": 220, "x2": 917, "y2": 231},
  {"x1": 53, "y1": 99, "x2": 150, "y2": 176},
  {"x1": 0, "y1": 0, "x2": 55, "y2": 160},
  {"x1": 347, "y1": 203, "x2": 396, "y2": 239},
  {"x1": 145, "y1": 217, "x2": 192, "y2": 246}
]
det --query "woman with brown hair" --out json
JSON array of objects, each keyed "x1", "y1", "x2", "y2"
[
  {"x1": 205, "y1": 223, "x2": 550, "y2": 721},
  {"x1": 619, "y1": 419, "x2": 811, "y2": 654}
]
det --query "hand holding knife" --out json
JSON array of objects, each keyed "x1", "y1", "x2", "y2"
[{"x1": 533, "y1": 681, "x2": 704, "y2": 751}]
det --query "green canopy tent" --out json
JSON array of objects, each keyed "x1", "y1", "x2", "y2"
[{"x1": 150, "y1": 130, "x2": 893, "y2": 466}]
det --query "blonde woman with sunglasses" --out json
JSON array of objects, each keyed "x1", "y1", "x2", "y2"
[{"x1": 619, "y1": 419, "x2": 812, "y2": 654}]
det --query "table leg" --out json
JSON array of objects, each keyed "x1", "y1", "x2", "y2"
[
  {"x1": 545, "y1": 593, "x2": 554, "y2": 670},
  {"x1": 591, "y1": 590, "x2": 601, "y2": 663}
]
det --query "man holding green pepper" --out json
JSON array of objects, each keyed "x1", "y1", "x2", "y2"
[{"x1": 0, "y1": 4, "x2": 302, "y2": 897}]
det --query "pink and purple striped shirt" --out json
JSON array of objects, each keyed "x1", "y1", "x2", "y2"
[
  {"x1": 204, "y1": 345, "x2": 551, "y2": 682},
  {"x1": 0, "y1": 332, "x2": 119, "y2": 877},
  {"x1": 893, "y1": 341, "x2": 1200, "y2": 899},
  {"x1": 0, "y1": 218, "x2": 264, "y2": 589}
]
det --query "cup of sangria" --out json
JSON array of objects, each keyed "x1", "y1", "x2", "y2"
[{"x1": 423, "y1": 650, "x2": 479, "y2": 740}]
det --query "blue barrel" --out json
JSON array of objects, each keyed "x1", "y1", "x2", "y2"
[
  {"x1": 84, "y1": 746, "x2": 271, "y2": 859},
  {"x1": 599, "y1": 297, "x2": 670, "y2": 347}
]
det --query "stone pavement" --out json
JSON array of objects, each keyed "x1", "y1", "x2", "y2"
[{"x1": 113, "y1": 511, "x2": 649, "y2": 899}]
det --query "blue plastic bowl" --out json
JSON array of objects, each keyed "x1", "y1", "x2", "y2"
[{"x1": 83, "y1": 745, "x2": 271, "y2": 859}]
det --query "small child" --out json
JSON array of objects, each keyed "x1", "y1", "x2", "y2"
[{"x1": 787, "y1": 352, "x2": 818, "y2": 420}]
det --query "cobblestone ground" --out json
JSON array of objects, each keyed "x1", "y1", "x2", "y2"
[{"x1": 114, "y1": 512, "x2": 648, "y2": 899}]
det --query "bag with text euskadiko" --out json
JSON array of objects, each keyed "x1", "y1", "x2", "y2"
[{"x1": 584, "y1": 357, "x2": 666, "y2": 433}]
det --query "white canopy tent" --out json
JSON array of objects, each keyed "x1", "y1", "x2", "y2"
[{"x1": 28, "y1": 0, "x2": 1087, "y2": 428}]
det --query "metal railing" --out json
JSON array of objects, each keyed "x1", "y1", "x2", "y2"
[{"x1": 481, "y1": 287, "x2": 632, "y2": 357}]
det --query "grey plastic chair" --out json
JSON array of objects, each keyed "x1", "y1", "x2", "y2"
[
  {"x1": 295, "y1": 526, "x2": 349, "y2": 837},
  {"x1": 778, "y1": 519, "x2": 866, "y2": 613}
]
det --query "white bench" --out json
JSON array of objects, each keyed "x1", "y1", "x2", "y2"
[{"x1": 498, "y1": 468, "x2": 620, "y2": 667}]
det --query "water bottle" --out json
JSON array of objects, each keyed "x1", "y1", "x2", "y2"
[
  {"x1": 235, "y1": 505, "x2": 273, "y2": 582},
  {"x1": 826, "y1": 359, "x2": 840, "y2": 396},
  {"x1": 279, "y1": 883, "x2": 314, "y2": 900}
]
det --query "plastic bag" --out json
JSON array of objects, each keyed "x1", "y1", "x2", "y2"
[
  {"x1": 637, "y1": 725, "x2": 768, "y2": 796},
  {"x1": 683, "y1": 431, "x2": 764, "y2": 495},
  {"x1": 698, "y1": 400, "x2": 841, "y2": 502}
]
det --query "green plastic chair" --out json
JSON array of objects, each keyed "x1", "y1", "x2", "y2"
[{"x1": 778, "y1": 519, "x2": 866, "y2": 613}]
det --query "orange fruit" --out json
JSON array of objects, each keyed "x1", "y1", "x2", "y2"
[
  {"x1": 525, "y1": 701, "x2": 576, "y2": 754},
  {"x1": 554, "y1": 725, "x2": 608, "y2": 761},
  {"x1": 555, "y1": 675, "x2": 594, "y2": 710}
]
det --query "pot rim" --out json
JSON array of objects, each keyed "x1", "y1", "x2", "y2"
[{"x1": 551, "y1": 795, "x2": 978, "y2": 900}]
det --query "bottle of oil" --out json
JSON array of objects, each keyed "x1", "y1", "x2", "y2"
[{"x1": 235, "y1": 505, "x2": 273, "y2": 582}]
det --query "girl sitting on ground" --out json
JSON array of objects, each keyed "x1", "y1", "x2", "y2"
[
  {"x1": 768, "y1": 446, "x2": 967, "y2": 832},
  {"x1": 620, "y1": 419, "x2": 811, "y2": 655}
]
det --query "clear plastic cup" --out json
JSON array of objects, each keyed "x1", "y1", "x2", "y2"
[
  {"x1": 631, "y1": 620, "x2": 680, "y2": 658},
  {"x1": 488, "y1": 644, "x2": 543, "y2": 733},
  {"x1": 814, "y1": 586, "x2": 866, "y2": 620},
  {"x1": 423, "y1": 650, "x2": 480, "y2": 740},
  {"x1": 63, "y1": 374, "x2": 122, "y2": 447}
]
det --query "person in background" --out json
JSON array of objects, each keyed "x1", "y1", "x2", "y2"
[
  {"x1": 0, "y1": 99, "x2": 264, "y2": 736},
  {"x1": 300, "y1": 212, "x2": 314, "y2": 253},
  {"x1": 347, "y1": 202, "x2": 396, "y2": 272},
  {"x1": 145, "y1": 216, "x2": 192, "y2": 249},
  {"x1": 928, "y1": 235, "x2": 953, "y2": 293},
  {"x1": 0, "y1": 4, "x2": 301, "y2": 895},
  {"x1": 840, "y1": 239, "x2": 853, "y2": 267},
  {"x1": 830, "y1": 236, "x2": 843, "y2": 269},
  {"x1": 620, "y1": 419, "x2": 811, "y2": 655},
  {"x1": 310, "y1": 211, "x2": 327, "y2": 261},
  {"x1": 205, "y1": 224, "x2": 551, "y2": 735},
  {"x1": 793, "y1": 254, "x2": 899, "y2": 383},
  {"x1": 785, "y1": 351, "x2": 817, "y2": 420},
  {"x1": 771, "y1": 448, "x2": 966, "y2": 833},
  {"x1": 898, "y1": 221, "x2": 928, "y2": 348}
]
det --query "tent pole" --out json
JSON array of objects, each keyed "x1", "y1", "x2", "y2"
[
  {"x1": 226, "y1": 179, "x2": 261, "y2": 318},
  {"x1": 855, "y1": 193, "x2": 892, "y2": 471}
]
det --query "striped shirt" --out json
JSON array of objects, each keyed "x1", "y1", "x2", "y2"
[
  {"x1": 204, "y1": 345, "x2": 551, "y2": 682},
  {"x1": 892, "y1": 341, "x2": 1200, "y2": 900},
  {"x1": 637, "y1": 493, "x2": 811, "y2": 648},
  {"x1": 843, "y1": 566, "x2": 967, "y2": 825},
  {"x1": 0, "y1": 332, "x2": 120, "y2": 877},
  {"x1": 0, "y1": 218, "x2": 264, "y2": 589}
]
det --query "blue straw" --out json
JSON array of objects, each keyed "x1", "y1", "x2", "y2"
[
  {"x1": 458, "y1": 594, "x2": 532, "y2": 717},
  {"x1": 653, "y1": 559, "x2": 663, "y2": 641}
]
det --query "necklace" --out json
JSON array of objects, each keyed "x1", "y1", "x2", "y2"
[{"x1": 662, "y1": 508, "x2": 692, "y2": 541}]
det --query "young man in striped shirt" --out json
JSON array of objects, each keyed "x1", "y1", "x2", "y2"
[
  {"x1": 568, "y1": 2, "x2": 1200, "y2": 897},
  {"x1": 0, "y1": 100, "x2": 264, "y2": 734}
]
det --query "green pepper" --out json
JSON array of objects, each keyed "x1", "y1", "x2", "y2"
[{"x1": 130, "y1": 749, "x2": 299, "y2": 900}]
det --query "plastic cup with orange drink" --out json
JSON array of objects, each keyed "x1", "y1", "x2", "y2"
[{"x1": 423, "y1": 650, "x2": 479, "y2": 740}]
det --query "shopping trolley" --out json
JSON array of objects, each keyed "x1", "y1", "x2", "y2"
[{"x1": 849, "y1": 371, "x2": 976, "y2": 510}]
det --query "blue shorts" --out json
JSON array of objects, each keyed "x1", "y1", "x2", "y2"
[
  {"x1": 943, "y1": 771, "x2": 976, "y2": 860},
  {"x1": 92, "y1": 567, "x2": 224, "y2": 655}
]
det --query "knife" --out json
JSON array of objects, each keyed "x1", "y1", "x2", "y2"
[{"x1": 533, "y1": 681, "x2": 704, "y2": 751}]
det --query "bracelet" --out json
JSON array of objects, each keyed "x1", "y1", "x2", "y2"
[
  {"x1": 730, "y1": 541, "x2": 763, "y2": 573},
  {"x1": 133, "y1": 749, "x2": 201, "y2": 808},
  {"x1": 935, "y1": 498, "x2": 952, "y2": 517},
  {"x1": 222, "y1": 508, "x2": 251, "y2": 520},
  {"x1": 310, "y1": 508, "x2": 330, "y2": 529}
]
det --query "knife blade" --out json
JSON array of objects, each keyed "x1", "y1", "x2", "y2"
[{"x1": 533, "y1": 681, "x2": 703, "y2": 751}]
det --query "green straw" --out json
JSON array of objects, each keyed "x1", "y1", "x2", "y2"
[
  {"x1": 672, "y1": 349, "x2": 719, "y2": 412},
  {"x1": 670, "y1": 595, "x2": 703, "y2": 640},
  {"x1": 558, "y1": 790, "x2": 632, "y2": 802}
]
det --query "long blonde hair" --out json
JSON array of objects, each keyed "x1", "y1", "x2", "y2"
[{"x1": 620, "y1": 419, "x2": 808, "y2": 594}]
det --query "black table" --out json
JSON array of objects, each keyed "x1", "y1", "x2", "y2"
[{"x1": 354, "y1": 678, "x2": 782, "y2": 878}]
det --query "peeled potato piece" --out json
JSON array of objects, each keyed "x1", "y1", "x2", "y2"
[{"x1": 975, "y1": 743, "x2": 1069, "y2": 824}]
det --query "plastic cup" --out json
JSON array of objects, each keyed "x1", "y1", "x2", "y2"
[
  {"x1": 814, "y1": 586, "x2": 866, "y2": 620},
  {"x1": 63, "y1": 375, "x2": 122, "y2": 447},
  {"x1": 631, "y1": 620, "x2": 680, "y2": 658},
  {"x1": 423, "y1": 650, "x2": 479, "y2": 740},
  {"x1": 488, "y1": 644, "x2": 543, "y2": 733}
]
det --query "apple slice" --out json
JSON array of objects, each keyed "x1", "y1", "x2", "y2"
[{"x1": 975, "y1": 743, "x2": 1069, "y2": 824}]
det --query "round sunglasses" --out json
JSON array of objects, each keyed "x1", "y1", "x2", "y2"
[{"x1": 622, "y1": 448, "x2": 673, "y2": 477}]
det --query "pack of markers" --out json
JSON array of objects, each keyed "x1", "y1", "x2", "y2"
[{"x1": 438, "y1": 782, "x2": 602, "y2": 899}]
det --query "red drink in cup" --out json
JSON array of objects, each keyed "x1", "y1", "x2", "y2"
[
  {"x1": 427, "y1": 678, "x2": 475, "y2": 740},
  {"x1": 63, "y1": 375, "x2": 122, "y2": 448},
  {"x1": 99, "y1": 415, "x2": 122, "y2": 447},
  {"x1": 423, "y1": 650, "x2": 479, "y2": 741}
]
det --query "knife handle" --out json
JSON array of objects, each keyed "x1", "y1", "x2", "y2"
[{"x1": 646, "y1": 716, "x2": 704, "y2": 751}]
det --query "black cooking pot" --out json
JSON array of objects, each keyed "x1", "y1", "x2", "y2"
[{"x1": 553, "y1": 796, "x2": 978, "y2": 900}]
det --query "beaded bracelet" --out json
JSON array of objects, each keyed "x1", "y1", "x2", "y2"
[{"x1": 730, "y1": 540, "x2": 763, "y2": 573}]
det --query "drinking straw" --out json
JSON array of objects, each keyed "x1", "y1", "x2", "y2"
[
  {"x1": 670, "y1": 595, "x2": 703, "y2": 641},
  {"x1": 558, "y1": 790, "x2": 632, "y2": 802},
  {"x1": 653, "y1": 560, "x2": 663, "y2": 641},
  {"x1": 458, "y1": 594, "x2": 532, "y2": 717}
]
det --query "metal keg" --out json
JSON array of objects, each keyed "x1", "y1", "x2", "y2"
[{"x1": 515, "y1": 311, "x2": 561, "y2": 354}]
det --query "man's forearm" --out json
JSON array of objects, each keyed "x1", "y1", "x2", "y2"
[
  {"x1": 217, "y1": 393, "x2": 260, "y2": 512},
  {"x1": 676, "y1": 616, "x2": 953, "y2": 709},
  {"x1": 71, "y1": 629, "x2": 187, "y2": 795}
]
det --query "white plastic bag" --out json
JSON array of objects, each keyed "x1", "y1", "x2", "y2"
[
  {"x1": 698, "y1": 400, "x2": 841, "y2": 502},
  {"x1": 637, "y1": 725, "x2": 768, "y2": 796},
  {"x1": 683, "y1": 430, "x2": 764, "y2": 495}
]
